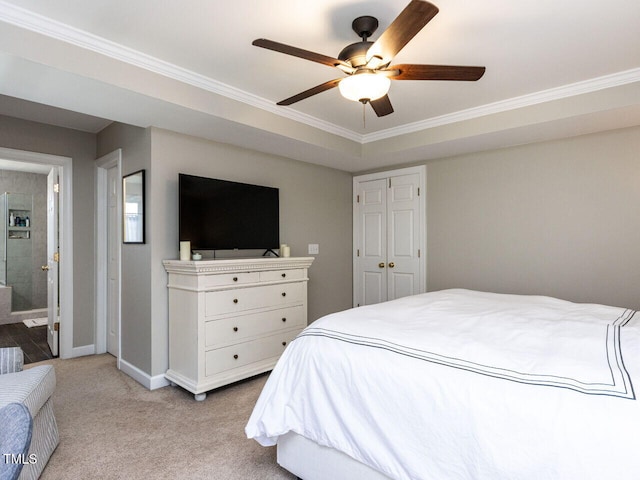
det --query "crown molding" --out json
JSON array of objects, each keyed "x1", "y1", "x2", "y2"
[
  {"x1": 363, "y1": 67, "x2": 640, "y2": 143},
  {"x1": 0, "y1": 1, "x2": 361, "y2": 142},
  {"x1": 2, "y1": 1, "x2": 639, "y2": 148}
]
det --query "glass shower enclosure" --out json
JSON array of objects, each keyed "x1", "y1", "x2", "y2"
[{"x1": 0, "y1": 192, "x2": 34, "y2": 311}]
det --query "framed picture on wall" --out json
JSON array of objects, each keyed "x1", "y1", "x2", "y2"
[{"x1": 123, "y1": 169, "x2": 145, "y2": 244}]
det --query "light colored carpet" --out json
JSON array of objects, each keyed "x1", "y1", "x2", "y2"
[{"x1": 30, "y1": 354, "x2": 296, "y2": 479}]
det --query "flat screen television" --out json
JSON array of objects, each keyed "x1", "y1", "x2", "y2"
[{"x1": 179, "y1": 173, "x2": 279, "y2": 251}]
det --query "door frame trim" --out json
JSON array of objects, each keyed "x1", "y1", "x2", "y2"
[
  {"x1": 95, "y1": 149, "x2": 122, "y2": 366},
  {"x1": 0, "y1": 147, "x2": 73, "y2": 358},
  {"x1": 353, "y1": 165, "x2": 427, "y2": 307}
]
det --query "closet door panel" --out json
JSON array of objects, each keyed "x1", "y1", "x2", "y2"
[
  {"x1": 387, "y1": 174, "x2": 421, "y2": 301},
  {"x1": 355, "y1": 179, "x2": 387, "y2": 307}
]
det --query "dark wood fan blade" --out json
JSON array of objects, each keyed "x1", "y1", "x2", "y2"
[
  {"x1": 366, "y1": 0, "x2": 439, "y2": 65},
  {"x1": 386, "y1": 64, "x2": 486, "y2": 81},
  {"x1": 252, "y1": 39, "x2": 353, "y2": 72},
  {"x1": 277, "y1": 78, "x2": 343, "y2": 106},
  {"x1": 370, "y1": 95, "x2": 394, "y2": 117}
]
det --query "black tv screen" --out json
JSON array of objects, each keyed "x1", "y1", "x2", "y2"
[{"x1": 179, "y1": 174, "x2": 279, "y2": 251}]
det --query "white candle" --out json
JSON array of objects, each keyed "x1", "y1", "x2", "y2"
[
  {"x1": 282, "y1": 245, "x2": 291, "y2": 258},
  {"x1": 179, "y1": 241, "x2": 191, "y2": 261}
]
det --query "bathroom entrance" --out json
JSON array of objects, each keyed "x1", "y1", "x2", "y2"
[
  {"x1": 0, "y1": 147, "x2": 70, "y2": 359},
  {"x1": 0, "y1": 174, "x2": 50, "y2": 324},
  {"x1": 1, "y1": 192, "x2": 40, "y2": 306}
]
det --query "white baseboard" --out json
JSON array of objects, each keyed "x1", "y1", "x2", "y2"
[
  {"x1": 119, "y1": 358, "x2": 170, "y2": 391},
  {"x1": 150, "y1": 372, "x2": 171, "y2": 390},
  {"x1": 72, "y1": 344, "x2": 95, "y2": 357}
]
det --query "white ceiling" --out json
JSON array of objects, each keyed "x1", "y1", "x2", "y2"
[{"x1": 0, "y1": 0, "x2": 639, "y2": 172}]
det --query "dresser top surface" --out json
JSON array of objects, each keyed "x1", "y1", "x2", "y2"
[{"x1": 163, "y1": 256, "x2": 314, "y2": 275}]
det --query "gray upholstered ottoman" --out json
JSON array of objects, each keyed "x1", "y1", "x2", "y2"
[{"x1": 0, "y1": 348, "x2": 59, "y2": 480}]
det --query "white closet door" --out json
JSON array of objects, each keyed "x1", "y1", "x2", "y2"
[
  {"x1": 355, "y1": 179, "x2": 387, "y2": 306},
  {"x1": 107, "y1": 165, "x2": 120, "y2": 357},
  {"x1": 353, "y1": 166, "x2": 425, "y2": 308},
  {"x1": 387, "y1": 173, "x2": 421, "y2": 301}
]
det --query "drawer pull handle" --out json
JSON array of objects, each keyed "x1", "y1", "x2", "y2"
[
  {"x1": 282, "y1": 317, "x2": 286, "y2": 322},
  {"x1": 282, "y1": 341, "x2": 287, "y2": 346},
  {"x1": 281, "y1": 273, "x2": 286, "y2": 278},
  {"x1": 281, "y1": 292, "x2": 286, "y2": 297},
  {"x1": 233, "y1": 277, "x2": 238, "y2": 282},
  {"x1": 233, "y1": 354, "x2": 238, "y2": 360},
  {"x1": 233, "y1": 298, "x2": 238, "y2": 304},
  {"x1": 233, "y1": 327, "x2": 238, "y2": 332}
]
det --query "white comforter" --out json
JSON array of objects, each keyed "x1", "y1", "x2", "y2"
[{"x1": 245, "y1": 289, "x2": 640, "y2": 480}]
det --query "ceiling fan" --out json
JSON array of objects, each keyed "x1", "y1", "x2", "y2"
[{"x1": 252, "y1": 0, "x2": 485, "y2": 117}]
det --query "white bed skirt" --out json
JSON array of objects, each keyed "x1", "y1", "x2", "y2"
[{"x1": 277, "y1": 431, "x2": 393, "y2": 480}]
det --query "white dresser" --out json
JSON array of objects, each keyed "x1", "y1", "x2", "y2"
[{"x1": 163, "y1": 257, "x2": 314, "y2": 400}]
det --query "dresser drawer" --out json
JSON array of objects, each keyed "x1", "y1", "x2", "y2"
[
  {"x1": 205, "y1": 305, "x2": 306, "y2": 348},
  {"x1": 201, "y1": 272, "x2": 259, "y2": 288},
  {"x1": 205, "y1": 329, "x2": 299, "y2": 376},
  {"x1": 259, "y1": 268, "x2": 305, "y2": 282},
  {"x1": 205, "y1": 282, "x2": 304, "y2": 316}
]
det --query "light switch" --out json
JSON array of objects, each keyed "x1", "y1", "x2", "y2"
[{"x1": 308, "y1": 244, "x2": 319, "y2": 255}]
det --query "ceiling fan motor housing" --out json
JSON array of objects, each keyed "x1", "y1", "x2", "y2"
[
  {"x1": 338, "y1": 41, "x2": 374, "y2": 68},
  {"x1": 338, "y1": 16, "x2": 379, "y2": 68}
]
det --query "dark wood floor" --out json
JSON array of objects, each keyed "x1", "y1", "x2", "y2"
[{"x1": 0, "y1": 322, "x2": 54, "y2": 364}]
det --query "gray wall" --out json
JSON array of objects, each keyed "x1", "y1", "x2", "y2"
[
  {"x1": 98, "y1": 125, "x2": 353, "y2": 377},
  {"x1": 0, "y1": 115, "x2": 96, "y2": 347},
  {"x1": 427, "y1": 125, "x2": 640, "y2": 310},
  {"x1": 97, "y1": 123, "x2": 152, "y2": 373}
]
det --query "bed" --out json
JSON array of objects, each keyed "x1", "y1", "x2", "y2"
[{"x1": 245, "y1": 289, "x2": 640, "y2": 480}]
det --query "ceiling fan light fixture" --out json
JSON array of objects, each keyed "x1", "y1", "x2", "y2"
[{"x1": 338, "y1": 72, "x2": 390, "y2": 103}]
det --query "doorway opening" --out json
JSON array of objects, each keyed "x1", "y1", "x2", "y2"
[
  {"x1": 95, "y1": 149, "x2": 122, "y2": 368},
  {"x1": 0, "y1": 176, "x2": 51, "y2": 363},
  {"x1": 0, "y1": 147, "x2": 73, "y2": 359}
]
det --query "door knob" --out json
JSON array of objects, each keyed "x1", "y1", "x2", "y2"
[
  {"x1": 378, "y1": 262, "x2": 385, "y2": 268},
  {"x1": 41, "y1": 265, "x2": 50, "y2": 271},
  {"x1": 388, "y1": 262, "x2": 395, "y2": 268}
]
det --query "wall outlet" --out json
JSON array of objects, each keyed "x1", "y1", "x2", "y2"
[{"x1": 308, "y1": 244, "x2": 319, "y2": 255}]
